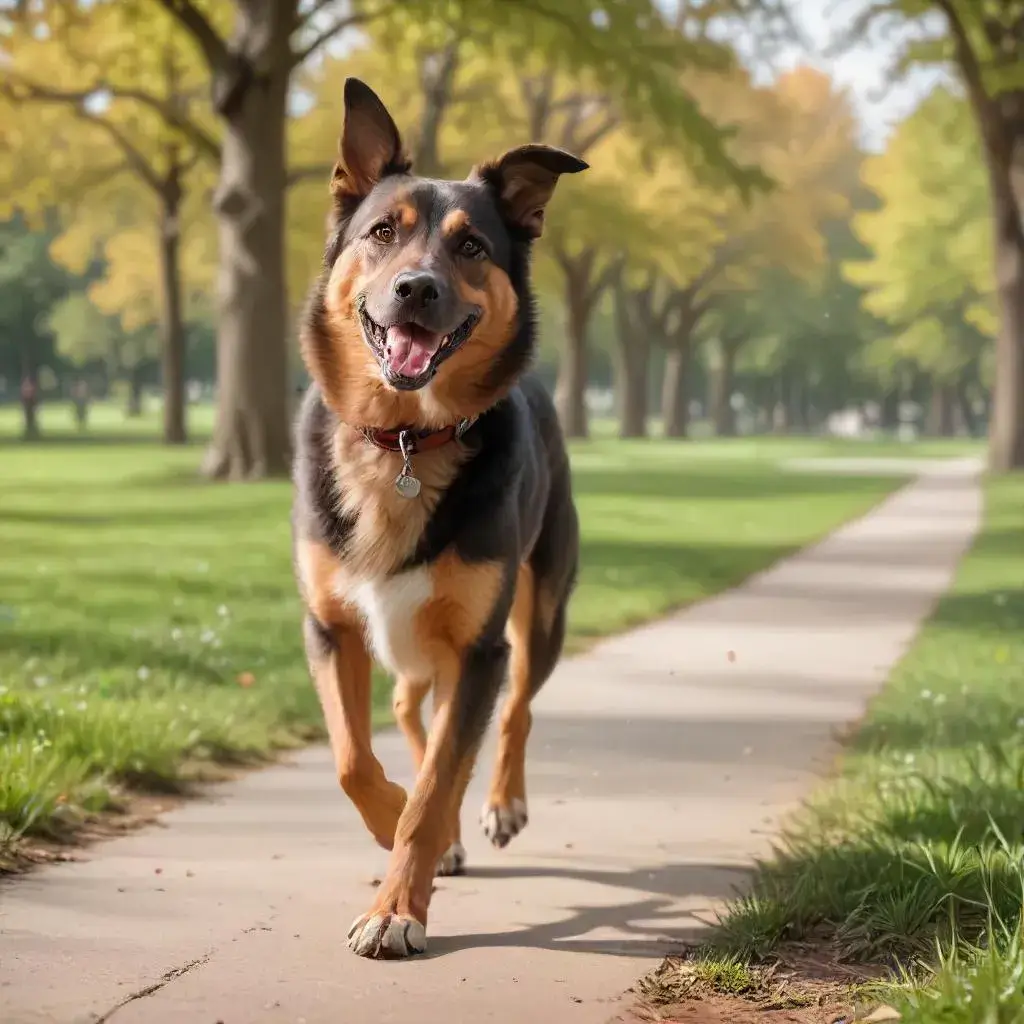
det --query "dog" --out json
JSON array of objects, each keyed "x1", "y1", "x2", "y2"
[{"x1": 290, "y1": 78, "x2": 586, "y2": 960}]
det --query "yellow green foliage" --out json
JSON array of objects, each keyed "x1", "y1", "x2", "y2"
[{"x1": 845, "y1": 86, "x2": 993, "y2": 381}]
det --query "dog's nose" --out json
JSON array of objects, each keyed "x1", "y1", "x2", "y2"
[{"x1": 393, "y1": 271, "x2": 441, "y2": 309}]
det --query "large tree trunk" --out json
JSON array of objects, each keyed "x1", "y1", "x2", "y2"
[
  {"x1": 661, "y1": 345, "x2": 690, "y2": 438},
  {"x1": 951, "y1": 14, "x2": 1024, "y2": 469},
  {"x1": 556, "y1": 267, "x2": 591, "y2": 439},
  {"x1": 713, "y1": 339, "x2": 740, "y2": 437},
  {"x1": 988, "y1": 182, "x2": 1024, "y2": 468},
  {"x1": 159, "y1": 184, "x2": 187, "y2": 446},
  {"x1": 613, "y1": 282, "x2": 649, "y2": 438},
  {"x1": 202, "y1": 65, "x2": 292, "y2": 480},
  {"x1": 557, "y1": 295, "x2": 589, "y2": 439}
]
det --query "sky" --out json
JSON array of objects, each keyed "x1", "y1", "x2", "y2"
[{"x1": 765, "y1": 0, "x2": 952, "y2": 150}]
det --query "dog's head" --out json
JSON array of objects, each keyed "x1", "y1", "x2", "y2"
[{"x1": 302, "y1": 78, "x2": 587, "y2": 426}]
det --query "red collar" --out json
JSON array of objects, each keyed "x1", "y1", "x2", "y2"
[{"x1": 360, "y1": 419, "x2": 472, "y2": 454}]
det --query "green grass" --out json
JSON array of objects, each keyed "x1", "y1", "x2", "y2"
[
  {"x1": 0, "y1": 435, "x2": 901, "y2": 856},
  {"x1": 712, "y1": 473, "x2": 1024, "y2": 1023}
]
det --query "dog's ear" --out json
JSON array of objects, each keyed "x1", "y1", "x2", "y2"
[
  {"x1": 331, "y1": 78, "x2": 411, "y2": 205},
  {"x1": 473, "y1": 145, "x2": 588, "y2": 239}
]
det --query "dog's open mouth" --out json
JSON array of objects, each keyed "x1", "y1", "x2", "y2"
[{"x1": 357, "y1": 298, "x2": 479, "y2": 390}]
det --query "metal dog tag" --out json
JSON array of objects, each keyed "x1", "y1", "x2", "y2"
[
  {"x1": 395, "y1": 470, "x2": 422, "y2": 499},
  {"x1": 395, "y1": 430, "x2": 421, "y2": 499}
]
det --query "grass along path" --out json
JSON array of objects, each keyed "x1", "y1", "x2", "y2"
[
  {"x1": 695, "y1": 472, "x2": 1024, "y2": 1022},
  {"x1": 0, "y1": 439, "x2": 900, "y2": 864}
]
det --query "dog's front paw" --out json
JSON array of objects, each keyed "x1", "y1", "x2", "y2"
[
  {"x1": 347, "y1": 912, "x2": 426, "y2": 959},
  {"x1": 436, "y1": 840, "x2": 466, "y2": 877},
  {"x1": 480, "y1": 798, "x2": 528, "y2": 849}
]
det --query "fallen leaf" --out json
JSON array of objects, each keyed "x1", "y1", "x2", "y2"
[{"x1": 237, "y1": 671, "x2": 256, "y2": 688}]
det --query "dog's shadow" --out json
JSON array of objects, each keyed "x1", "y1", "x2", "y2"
[{"x1": 421, "y1": 860, "x2": 750, "y2": 960}]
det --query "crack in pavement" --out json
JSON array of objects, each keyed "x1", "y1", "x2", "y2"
[{"x1": 90, "y1": 955, "x2": 212, "y2": 1023}]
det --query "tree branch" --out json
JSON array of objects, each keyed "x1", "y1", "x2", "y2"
[
  {"x1": 88, "y1": 115, "x2": 165, "y2": 193},
  {"x1": 933, "y1": 0, "x2": 998, "y2": 141},
  {"x1": 290, "y1": 3, "x2": 398, "y2": 67},
  {"x1": 150, "y1": 0, "x2": 230, "y2": 74},
  {"x1": 568, "y1": 109, "x2": 619, "y2": 156},
  {"x1": 0, "y1": 77, "x2": 164, "y2": 192},
  {"x1": 296, "y1": 0, "x2": 335, "y2": 30},
  {"x1": 585, "y1": 255, "x2": 623, "y2": 309},
  {"x1": 1, "y1": 68, "x2": 220, "y2": 161},
  {"x1": 102, "y1": 83, "x2": 221, "y2": 160}
]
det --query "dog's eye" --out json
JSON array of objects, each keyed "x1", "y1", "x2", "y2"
[
  {"x1": 371, "y1": 223, "x2": 395, "y2": 244},
  {"x1": 458, "y1": 236, "x2": 484, "y2": 258}
]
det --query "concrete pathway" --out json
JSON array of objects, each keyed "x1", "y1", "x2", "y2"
[{"x1": 0, "y1": 460, "x2": 982, "y2": 1024}]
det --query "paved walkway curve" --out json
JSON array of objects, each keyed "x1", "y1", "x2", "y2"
[{"x1": 1, "y1": 459, "x2": 982, "y2": 1024}]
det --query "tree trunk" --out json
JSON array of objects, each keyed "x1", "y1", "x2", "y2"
[
  {"x1": 613, "y1": 283, "x2": 649, "y2": 438},
  {"x1": 160, "y1": 185, "x2": 187, "y2": 445},
  {"x1": 21, "y1": 397, "x2": 39, "y2": 441},
  {"x1": 926, "y1": 383, "x2": 956, "y2": 437},
  {"x1": 772, "y1": 371, "x2": 789, "y2": 434},
  {"x1": 713, "y1": 341, "x2": 739, "y2": 437},
  {"x1": 881, "y1": 388, "x2": 900, "y2": 431},
  {"x1": 956, "y1": 375, "x2": 979, "y2": 437},
  {"x1": 661, "y1": 345, "x2": 690, "y2": 438},
  {"x1": 413, "y1": 40, "x2": 460, "y2": 177},
  {"x1": 202, "y1": 66, "x2": 292, "y2": 480},
  {"x1": 127, "y1": 368, "x2": 144, "y2": 417},
  {"x1": 987, "y1": 185, "x2": 1024, "y2": 468},
  {"x1": 556, "y1": 273, "x2": 590, "y2": 439}
]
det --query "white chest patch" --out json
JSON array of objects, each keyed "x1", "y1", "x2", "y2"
[{"x1": 341, "y1": 567, "x2": 434, "y2": 679}]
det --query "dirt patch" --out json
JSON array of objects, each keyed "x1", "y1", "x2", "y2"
[
  {"x1": 1, "y1": 791, "x2": 189, "y2": 875},
  {"x1": 621, "y1": 995, "x2": 851, "y2": 1023},
  {"x1": 619, "y1": 950, "x2": 892, "y2": 1024}
]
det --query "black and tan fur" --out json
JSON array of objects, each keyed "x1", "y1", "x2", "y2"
[{"x1": 291, "y1": 79, "x2": 584, "y2": 960}]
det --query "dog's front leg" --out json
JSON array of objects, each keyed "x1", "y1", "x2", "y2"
[
  {"x1": 304, "y1": 615, "x2": 407, "y2": 849},
  {"x1": 347, "y1": 638, "x2": 509, "y2": 959}
]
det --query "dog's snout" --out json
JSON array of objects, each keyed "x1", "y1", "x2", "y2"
[{"x1": 393, "y1": 271, "x2": 442, "y2": 309}]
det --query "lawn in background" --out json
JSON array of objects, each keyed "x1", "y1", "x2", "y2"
[
  {"x1": 709, "y1": 473, "x2": 1024, "y2": 1022},
  {"x1": 0, "y1": 397, "x2": 985, "y2": 460},
  {"x1": 0, "y1": 434, "x2": 902, "y2": 859}
]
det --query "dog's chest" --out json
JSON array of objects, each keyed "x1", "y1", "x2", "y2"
[{"x1": 339, "y1": 567, "x2": 434, "y2": 678}]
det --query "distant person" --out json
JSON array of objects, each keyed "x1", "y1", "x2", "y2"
[
  {"x1": 20, "y1": 376, "x2": 39, "y2": 440},
  {"x1": 71, "y1": 379, "x2": 90, "y2": 431}
]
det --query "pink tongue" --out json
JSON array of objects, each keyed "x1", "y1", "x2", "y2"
[{"x1": 385, "y1": 324, "x2": 442, "y2": 377}]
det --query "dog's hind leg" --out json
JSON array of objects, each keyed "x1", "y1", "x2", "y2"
[
  {"x1": 393, "y1": 675, "x2": 466, "y2": 876},
  {"x1": 481, "y1": 562, "x2": 535, "y2": 848},
  {"x1": 393, "y1": 676, "x2": 429, "y2": 769},
  {"x1": 304, "y1": 616, "x2": 406, "y2": 850}
]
